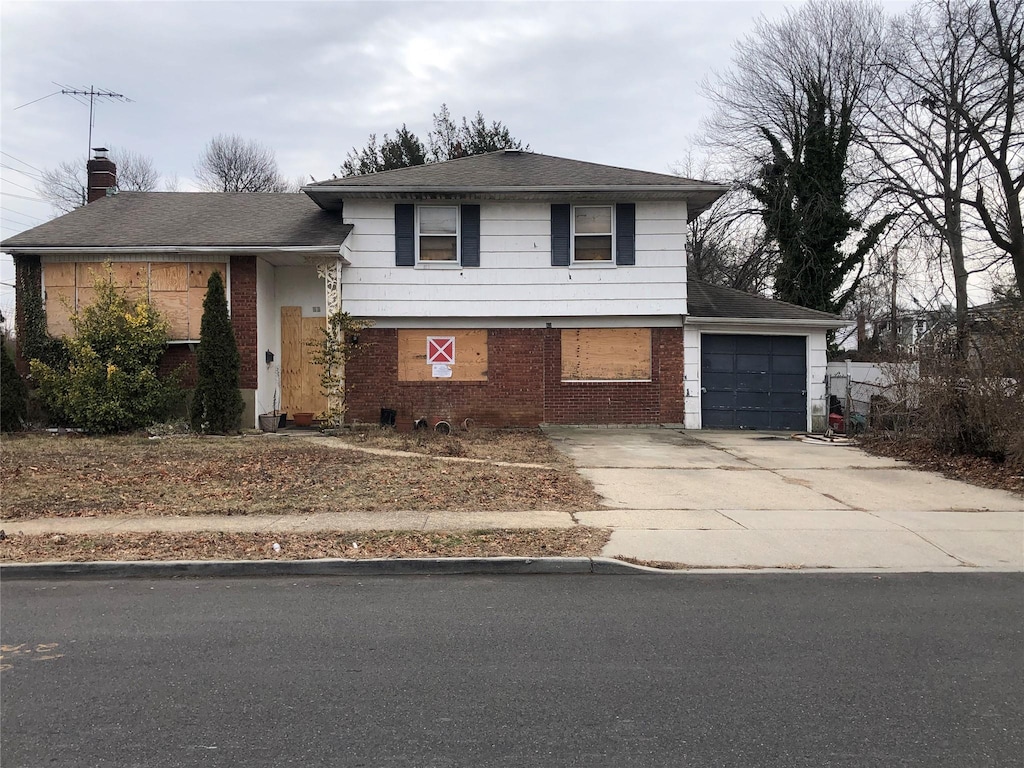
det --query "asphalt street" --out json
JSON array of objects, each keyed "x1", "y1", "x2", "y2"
[{"x1": 2, "y1": 574, "x2": 1021, "y2": 767}]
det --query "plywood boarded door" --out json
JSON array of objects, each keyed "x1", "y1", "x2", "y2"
[{"x1": 280, "y1": 306, "x2": 327, "y2": 416}]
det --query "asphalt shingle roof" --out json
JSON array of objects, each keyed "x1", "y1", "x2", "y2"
[
  {"x1": 687, "y1": 279, "x2": 844, "y2": 323},
  {"x1": 312, "y1": 150, "x2": 715, "y2": 189},
  {"x1": 1, "y1": 192, "x2": 352, "y2": 250}
]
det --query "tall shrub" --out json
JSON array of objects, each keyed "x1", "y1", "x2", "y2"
[
  {"x1": 1, "y1": 322, "x2": 28, "y2": 431},
  {"x1": 29, "y1": 267, "x2": 179, "y2": 433},
  {"x1": 191, "y1": 270, "x2": 244, "y2": 433}
]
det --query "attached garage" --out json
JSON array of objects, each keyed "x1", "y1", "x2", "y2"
[
  {"x1": 700, "y1": 334, "x2": 806, "y2": 430},
  {"x1": 683, "y1": 280, "x2": 848, "y2": 432}
]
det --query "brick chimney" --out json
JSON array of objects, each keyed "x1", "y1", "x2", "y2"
[{"x1": 87, "y1": 147, "x2": 117, "y2": 202}]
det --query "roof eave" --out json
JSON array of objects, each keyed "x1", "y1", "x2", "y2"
[
  {"x1": 303, "y1": 184, "x2": 728, "y2": 221},
  {"x1": 686, "y1": 315, "x2": 848, "y2": 328},
  {"x1": 1, "y1": 245, "x2": 349, "y2": 262}
]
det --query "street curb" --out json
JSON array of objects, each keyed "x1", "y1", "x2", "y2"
[
  {"x1": 2, "y1": 558, "x2": 1018, "y2": 580},
  {"x1": 0, "y1": 556, "x2": 628, "y2": 579}
]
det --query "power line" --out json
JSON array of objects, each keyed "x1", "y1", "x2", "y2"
[
  {"x1": 1, "y1": 192, "x2": 45, "y2": 203},
  {"x1": 1, "y1": 205, "x2": 43, "y2": 221},
  {"x1": 0, "y1": 163, "x2": 44, "y2": 182},
  {"x1": 0, "y1": 208, "x2": 42, "y2": 227},
  {"x1": 2, "y1": 178, "x2": 41, "y2": 195},
  {"x1": 0, "y1": 151, "x2": 45, "y2": 174}
]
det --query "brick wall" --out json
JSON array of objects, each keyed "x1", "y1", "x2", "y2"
[
  {"x1": 345, "y1": 326, "x2": 684, "y2": 428},
  {"x1": 542, "y1": 327, "x2": 684, "y2": 424},
  {"x1": 229, "y1": 255, "x2": 258, "y2": 390},
  {"x1": 158, "y1": 345, "x2": 198, "y2": 386}
]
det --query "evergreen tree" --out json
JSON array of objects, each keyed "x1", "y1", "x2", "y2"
[
  {"x1": 1, "y1": 313, "x2": 28, "y2": 432},
  {"x1": 749, "y1": 82, "x2": 890, "y2": 314},
  {"x1": 191, "y1": 270, "x2": 244, "y2": 433},
  {"x1": 341, "y1": 104, "x2": 528, "y2": 177}
]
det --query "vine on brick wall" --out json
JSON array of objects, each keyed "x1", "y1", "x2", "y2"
[{"x1": 308, "y1": 310, "x2": 374, "y2": 428}]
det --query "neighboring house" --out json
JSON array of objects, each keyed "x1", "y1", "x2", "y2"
[{"x1": 2, "y1": 149, "x2": 846, "y2": 431}]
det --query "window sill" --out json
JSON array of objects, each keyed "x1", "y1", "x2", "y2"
[
  {"x1": 561, "y1": 379, "x2": 652, "y2": 384},
  {"x1": 415, "y1": 261, "x2": 463, "y2": 269},
  {"x1": 569, "y1": 261, "x2": 617, "y2": 269}
]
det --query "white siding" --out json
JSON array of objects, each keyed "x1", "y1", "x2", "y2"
[
  {"x1": 255, "y1": 263, "x2": 327, "y2": 423},
  {"x1": 255, "y1": 257, "x2": 278, "y2": 425},
  {"x1": 340, "y1": 200, "x2": 689, "y2": 320},
  {"x1": 682, "y1": 323, "x2": 830, "y2": 431}
]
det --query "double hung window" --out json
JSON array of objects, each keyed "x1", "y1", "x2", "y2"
[
  {"x1": 418, "y1": 206, "x2": 459, "y2": 262},
  {"x1": 573, "y1": 205, "x2": 613, "y2": 262}
]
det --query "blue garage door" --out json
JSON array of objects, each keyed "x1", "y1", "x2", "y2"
[{"x1": 701, "y1": 334, "x2": 806, "y2": 430}]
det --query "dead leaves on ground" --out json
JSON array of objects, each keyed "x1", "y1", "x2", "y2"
[
  {"x1": 0, "y1": 434, "x2": 602, "y2": 520},
  {"x1": 0, "y1": 528, "x2": 612, "y2": 563}
]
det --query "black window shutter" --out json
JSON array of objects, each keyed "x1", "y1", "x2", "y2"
[
  {"x1": 460, "y1": 204, "x2": 480, "y2": 267},
  {"x1": 551, "y1": 204, "x2": 570, "y2": 266},
  {"x1": 395, "y1": 204, "x2": 415, "y2": 266},
  {"x1": 616, "y1": 203, "x2": 636, "y2": 266}
]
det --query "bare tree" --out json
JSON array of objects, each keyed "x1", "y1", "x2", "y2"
[
  {"x1": 114, "y1": 148, "x2": 159, "y2": 192},
  {"x1": 38, "y1": 147, "x2": 160, "y2": 214},
  {"x1": 859, "y1": 0, "x2": 1020, "y2": 352},
  {"x1": 700, "y1": 0, "x2": 891, "y2": 315},
  {"x1": 38, "y1": 160, "x2": 87, "y2": 214},
  {"x1": 674, "y1": 150, "x2": 777, "y2": 294},
  {"x1": 194, "y1": 134, "x2": 293, "y2": 192},
  {"x1": 957, "y1": 0, "x2": 1023, "y2": 294}
]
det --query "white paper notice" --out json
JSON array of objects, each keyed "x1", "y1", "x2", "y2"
[{"x1": 432, "y1": 363, "x2": 453, "y2": 378}]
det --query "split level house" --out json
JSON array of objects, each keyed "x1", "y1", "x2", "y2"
[{"x1": 2, "y1": 148, "x2": 845, "y2": 431}]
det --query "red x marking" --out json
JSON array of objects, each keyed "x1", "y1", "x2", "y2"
[{"x1": 426, "y1": 336, "x2": 455, "y2": 364}]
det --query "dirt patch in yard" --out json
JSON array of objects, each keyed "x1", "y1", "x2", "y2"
[
  {"x1": 858, "y1": 434, "x2": 1024, "y2": 497},
  {"x1": 0, "y1": 433, "x2": 602, "y2": 520},
  {"x1": 0, "y1": 528, "x2": 611, "y2": 563},
  {"x1": 332, "y1": 426, "x2": 568, "y2": 465}
]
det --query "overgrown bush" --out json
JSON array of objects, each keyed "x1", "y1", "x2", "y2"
[
  {"x1": 1, "y1": 334, "x2": 28, "y2": 431},
  {"x1": 29, "y1": 268, "x2": 181, "y2": 433},
  {"x1": 191, "y1": 270, "x2": 244, "y2": 434},
  {"x1": 874, "y1": 304, "x2": 1023, "y2": 468}
]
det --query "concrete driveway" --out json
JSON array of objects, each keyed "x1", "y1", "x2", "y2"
[{"x1": 544, "y1": 427, "x2": 1024, "y2": 571}]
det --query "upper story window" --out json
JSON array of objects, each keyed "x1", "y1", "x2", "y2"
[
  {"x1": 418, "y1": 206, "x2": 459, "y2": 262},
  {"x1": 573, "y1": 205, "x2": 613, "y2": 262}
]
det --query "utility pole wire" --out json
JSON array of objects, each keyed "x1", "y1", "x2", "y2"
[
  {"x1": 0, "y1": 164, "x2": 44, "y2": 182},
  {"x1": 2, "y1": 178, "x2": 40, "y2": 195},
  {"x1": 0, "y1": 151, "x2": 45, "y2": 173}
]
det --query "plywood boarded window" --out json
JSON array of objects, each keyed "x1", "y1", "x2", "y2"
[
  {"x1": 41, "y1": 261, "x2": 222, "y2": 341},
  {"x1": 398, "y1": 329, "x2": 488, "y2": 382},
  {"x1": 561, "y1": 328, "x2": 651, "y2": 381}
]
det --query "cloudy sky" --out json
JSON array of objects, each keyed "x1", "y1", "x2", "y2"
[{"x1": 1, "y1": 0, "x2": 911, "y2": 321}]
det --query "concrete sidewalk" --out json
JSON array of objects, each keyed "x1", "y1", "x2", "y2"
[{"x1": 2, "y1": 510, "x2": 577, "y2": 535}]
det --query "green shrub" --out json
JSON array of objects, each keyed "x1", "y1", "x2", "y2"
[
  {"x1": 29, "y1": 268, "x2": 181, "y2": 433},
  {"x1": 1, "y1": 335, "x2": 28, "y2": 431},
  {"x1": 191, "y1": 270, "x2": 244, "y2": 434}
]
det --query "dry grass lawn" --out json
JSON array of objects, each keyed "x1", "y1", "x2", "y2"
[
  {"x1": 0, "y1": 528, "x2": 611, "y2": 563},
  {"x1": 0, "y1": 430, "x2": 601, "y2": 521}
]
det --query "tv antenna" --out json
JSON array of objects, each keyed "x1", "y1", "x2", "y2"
[{"x1": 56, "y1": 83, "x2": 133, "y2": 163}]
